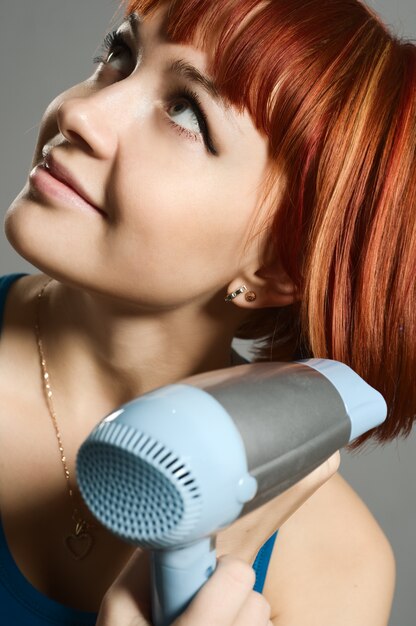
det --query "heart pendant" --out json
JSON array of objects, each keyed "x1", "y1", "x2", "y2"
[{"x1": 65, "y1": 532, "x2": 93, "y2": 560}]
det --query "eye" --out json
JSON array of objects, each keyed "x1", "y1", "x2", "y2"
[
  {"x1": 93, "y1": 32, "x2": 218, "y2": 156},
  {"x1": 93, "y1": 30, "x2": 133, "y2": 74},
  {"x1": 166, "y1": 88, "x2": 218, "y2": 156},
  {"x1": 167, "y1": 98, "x2": 201, "y2": 135}
]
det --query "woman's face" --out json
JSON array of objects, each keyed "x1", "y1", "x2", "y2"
[{"x1": 5, "y1": 6, "x2": 271, "y2": 309}]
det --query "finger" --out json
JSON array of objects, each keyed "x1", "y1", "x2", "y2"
[
  {"x1": 294, "y1": 450, "x2": 341, "y2": 491},
  {"x1": 231, "y1": 589, "x2": 271, "y2": 626},
  {"x1": 262, "y1": 451, "x2": 341, "y2": 528},
  {"x1": 290, "y1": 450, "x2": 340, "y2": 497},
  {"x1": 312, "y1": 450, "x2": 341, "y2": 480},
  {"x1": 173, "y1": 554, "x2": 256, "y2": 626}
]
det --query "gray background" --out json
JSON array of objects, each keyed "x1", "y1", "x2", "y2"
[{"x1": 0, "y1": 1, "x2": 415, "y2": 623}]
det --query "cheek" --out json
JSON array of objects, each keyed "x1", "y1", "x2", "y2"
[{"x1": 111, "y1": 146, "x2": 263, "y2": 283}]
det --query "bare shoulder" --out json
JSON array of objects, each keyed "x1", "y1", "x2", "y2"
[{"x1": 263, "y1": 471, "x2": 396, "y2": 625}]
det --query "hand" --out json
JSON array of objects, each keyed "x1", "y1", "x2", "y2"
[
  {"x1": 96, "y1": 451, "x2": 340, "y2": 626},
  {"x1": 170, "y1": 554, "x2": 273, "y2": 626}
]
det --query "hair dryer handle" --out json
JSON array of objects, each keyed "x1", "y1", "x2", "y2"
[{"x1": 151, "y1": 537, "x2": 217, "y2": 626}]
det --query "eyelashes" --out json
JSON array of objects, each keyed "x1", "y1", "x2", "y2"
[
  {"x1": 92, "y1": 30, "x2": 129, "y2": 66},
  {"x1": 166, "y1": 86, "x2": 216, "y2": 152},
  {"x1": 92, "y1": 29, "x2": 218, "y2": 155}
]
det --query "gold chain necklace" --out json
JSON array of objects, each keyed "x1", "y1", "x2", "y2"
[{"x1": 34, "y1": 278, "x2": 97, "y2": 560}]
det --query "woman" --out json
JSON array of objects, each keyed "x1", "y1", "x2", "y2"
[{"x1": 1, "y1": 0, "x2": 414, "y2": 623}]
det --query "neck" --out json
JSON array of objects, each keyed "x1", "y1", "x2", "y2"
[{"x1": 36, "y1": 279, "x2": 243, "y2": 426}]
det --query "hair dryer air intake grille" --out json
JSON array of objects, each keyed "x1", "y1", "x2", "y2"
[{"x1": 77, "y1": 420, "x2": 203, "y2": 548}]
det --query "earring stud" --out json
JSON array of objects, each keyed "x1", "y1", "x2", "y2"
[
  {"x1": 224, "y1": 285, "x2": 247, "y2": 302},
  {"x1": 245, "y1": 291, "x2": 257, "y2": 302}
]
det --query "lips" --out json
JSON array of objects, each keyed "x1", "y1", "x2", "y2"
[{"x1": 43, "y1": 153, "x2": 106, "y2": 216}]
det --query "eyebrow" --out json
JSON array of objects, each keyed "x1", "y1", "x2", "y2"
[
  {"x1": 123, "y1": 12, "x2": 230, "y2": 110},
  {"x1": 126, "y1": 11, "x2": 141, "y2": 31},
  {"x1": 165, "y1": 60, "x2": 229, "y2": 110}
]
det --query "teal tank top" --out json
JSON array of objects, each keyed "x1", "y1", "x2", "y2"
[{"x1": 0, "y1": 273, "x2": 278, "y2": 624}]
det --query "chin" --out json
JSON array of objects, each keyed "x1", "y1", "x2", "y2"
[
  {"x1": 4, "y1": 191, "x2": 113, "y2": 300},
  {"x1": 4, "y1": 188, "x2": 43, "y2": 267},
  {"x1": 4, "y1": 186, "x2": 79, "y2": 282}
]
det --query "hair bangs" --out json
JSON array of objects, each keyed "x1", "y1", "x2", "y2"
[{"x1": 123, "y1": 0, "x2": 312, "y2": 143}]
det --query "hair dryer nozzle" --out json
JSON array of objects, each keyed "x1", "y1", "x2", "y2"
[{"x1": 298, "y1": 359, "x2": 387, "y2": 441}]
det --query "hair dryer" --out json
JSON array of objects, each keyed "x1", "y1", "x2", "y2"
[{"x1": 76, "y1": 358, "x2": 386, "y2": 626}]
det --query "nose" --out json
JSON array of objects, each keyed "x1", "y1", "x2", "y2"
[{"x1": 56, "y1": 97, "x2": 118, "y2": 159}]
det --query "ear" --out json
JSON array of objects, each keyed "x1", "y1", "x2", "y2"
[{"x1": 225, "y1": 262, "x2": 300, "y2": 309}]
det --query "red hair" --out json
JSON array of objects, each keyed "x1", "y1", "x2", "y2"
[{"x1": 124, "y1": 0, "x2": 416, "y2": 449}]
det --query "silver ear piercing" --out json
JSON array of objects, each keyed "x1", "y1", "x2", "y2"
[
  {"x1": 224, "y1": 285, "x2": 257, "y2": 303},
  {"x1": 224, "y1": 285, "x2": 248, "y2": 302}
]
